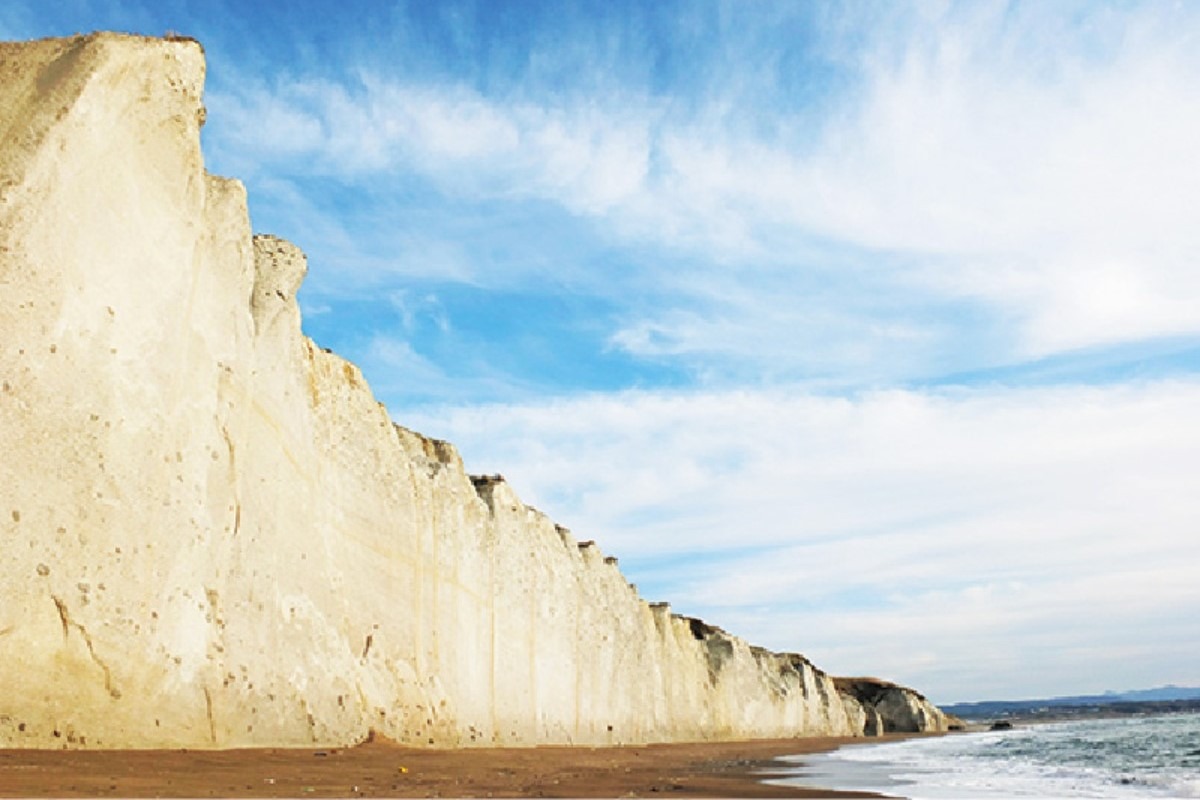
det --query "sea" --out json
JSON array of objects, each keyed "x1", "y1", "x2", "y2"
[{"x1": 773, "y1": 713, "x2": 1200, "y2": 798}]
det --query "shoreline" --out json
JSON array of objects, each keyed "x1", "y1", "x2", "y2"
[{"x1": 0, "y1": 735, "x2": 928, "y2": 798}]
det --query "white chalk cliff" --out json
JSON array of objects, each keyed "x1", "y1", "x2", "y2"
[{"x1": 0, "y1": 33, "x2": 954, "y2": 749}]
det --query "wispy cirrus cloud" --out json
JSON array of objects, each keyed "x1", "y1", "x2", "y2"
[
  {"x1": 199, "y1": 0, "x2": 1200, "y2": 397},
  {"x1": 208, "y1": 77, "x2": 654, "y2": 217},
  {"x1": 788, "y1": 1, "x2": 1200, "y2": 357}
]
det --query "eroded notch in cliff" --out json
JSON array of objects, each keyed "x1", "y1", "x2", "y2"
[
  {"x1": 470, "y1": 474, "x2": 505, "y2": 513},
  {"x1": 682, "y1": 616, "x2": 735, "y2": 685},
  {"x1": 394, "y1": 424, "x2": 462, "y2": 478},
  {"x1": 833, "y1": 677, "x2": 898, "y2": 708},
  {"x1": 554, "y1": 524, "x2": 575, "y2": 549},
  {"x1": 420, "y1": 433, "x2": 458, "y2": 467},
  {"x1": 781, "y1": 653, "x2": 815, "y2": 699},
  {"x1": 753, "y1": 646, "x2": 791, "y2": 699}
]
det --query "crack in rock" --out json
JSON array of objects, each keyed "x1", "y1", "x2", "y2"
[{"x1": 50, "y1": 595, "x2": 122, "y2": 699}]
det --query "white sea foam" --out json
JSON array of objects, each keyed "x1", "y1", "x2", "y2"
[
  {"x1": 772, "y1": 714, "x2": 1200, "y2": 799},
  {"x1": 1146, "y1": 774, "x2": 1200, "y2": 799}
]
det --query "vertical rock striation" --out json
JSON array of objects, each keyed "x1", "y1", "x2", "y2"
[{"x1": 0, "y1": 33, "x2": 954, "y2": 748}]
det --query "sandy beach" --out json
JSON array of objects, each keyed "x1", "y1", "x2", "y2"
[{"x1": 0, "y1": 735, "x2": 912, "y2": 798}]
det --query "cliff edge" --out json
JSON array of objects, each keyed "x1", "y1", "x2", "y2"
[{"x1": 0, "y1": 32, "x2": 954, "y2": 749}]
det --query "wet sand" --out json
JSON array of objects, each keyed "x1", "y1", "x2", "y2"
[{"x1": 0, "y1": 735, "x2": 911, "y2": 798}]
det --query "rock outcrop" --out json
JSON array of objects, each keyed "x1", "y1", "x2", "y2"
[
  {"x1": 834, "y1": 678, "x2": 958, "y2": 735},
  {"x1": 0, "y1": 32, "x2": 954, "y2": 749}
]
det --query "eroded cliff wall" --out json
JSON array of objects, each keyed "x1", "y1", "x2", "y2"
[{"x1": 0, "y1": 33, "x2": 953, "y2": 748}]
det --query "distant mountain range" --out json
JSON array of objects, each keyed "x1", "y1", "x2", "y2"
[
  {"x1": 943, "y1": 685, "x2": 1200, "y2": 721},
  {"x1": 1104, "y1": 686, "x2": 1200, "y2": 703}
]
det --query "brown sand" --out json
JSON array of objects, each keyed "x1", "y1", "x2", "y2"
[{"x1": 0, "y1": 735, "x2": 915, "y2": 798}]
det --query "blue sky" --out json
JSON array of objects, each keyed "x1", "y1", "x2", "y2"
[{"x1": 8, "y1": 1, "x2": 1200, "y2": 703}]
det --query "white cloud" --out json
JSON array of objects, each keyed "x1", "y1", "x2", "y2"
[
  {"x1": 358, "y1": 333, "x2": 536, "y2": 407},
  {"x1": 208, "y1": 85, "x2": 326, "y2": 158},
  {"x1": 208, "y1": 76, "x2": 652, "y2": 213},
  {"x1": 611, "y1": 2, "x2": 1200, "y2": 360},
  {"x1": 204, "y1": 2, "x2": 1200, "y2": 377},
  {"x1": 366, "y1": 336, "x2": 448, "y2": 390},
  {"x1": 403, "y1": 379, "x2": 1200, "y2": 700},
  {"x1": 789, "y1": 2, "x2": 1200, "y2": 357},
  {"x1": 388, "y1": 290, "x2": 450, "y2": 334},
  {"x1": 395, "y1": 86, "x2": 521, "y2": 161},
  {"x1": 523, "y1": 106, "x2": 651, "y2": 214}
]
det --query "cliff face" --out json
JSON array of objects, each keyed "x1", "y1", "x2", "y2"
[
  {"x1": 0, "y1": 33, "x2": 953, "y2": 748},
  {"x1": 834, "y1": 679, "x2": 958, "y2": 735}
]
